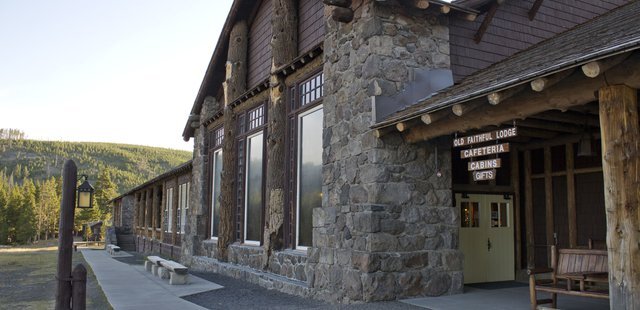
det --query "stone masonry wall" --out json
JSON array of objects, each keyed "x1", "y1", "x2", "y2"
[
  {"x1": 312, "y1": 0, "x2": 462, "y2": 302},
  {"x1": 119, "y1": 195, "x2": 135, "y2": 234}
]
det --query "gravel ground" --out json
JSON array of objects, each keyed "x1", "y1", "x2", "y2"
[{"x1": 116, "y1": 253, "x2": 422, "y2": 310}]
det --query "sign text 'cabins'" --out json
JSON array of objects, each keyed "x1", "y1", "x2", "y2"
[
  {"x1": 453, "y1": 127, "x2": 518, "y2": 148},
  {"x1": 467, "y1": 158, "x2": 502, "y2": 171}
]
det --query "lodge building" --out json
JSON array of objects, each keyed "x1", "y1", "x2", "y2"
[{"x1": 110, "y1": 0, "x2": 639, "y2": 307}]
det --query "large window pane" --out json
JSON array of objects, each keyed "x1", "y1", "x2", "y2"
[
  {"x1": 297, "y1": 107, "x2": 323, "y2": 247},
  {"x1": 245, "y1": 133, "x2": 263, "y2": 243},
  {"x1": 211, "y1": 150, "x2": 223, "y2": 238}
]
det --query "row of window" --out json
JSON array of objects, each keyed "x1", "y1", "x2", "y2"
[{"x1": 209, "y1": 71, "x2": 324, "y2": 250}]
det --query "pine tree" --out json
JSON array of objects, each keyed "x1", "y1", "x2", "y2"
[
  {"x1": 16, "y1": 180, "x2": 36, "y2": 243},
  {"x1": 0, "y1": 176, "x2": 8, "y2": 244}
]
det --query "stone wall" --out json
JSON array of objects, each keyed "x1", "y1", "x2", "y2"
[
  {"x1": 120, "y1": 195, "x2": 135, "y2": 234},
  {"x1": 314, "y1": 0, "x2": 462, "y2": 302}
]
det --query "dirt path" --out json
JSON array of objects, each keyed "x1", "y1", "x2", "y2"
[{"x1": 0, "y1": 240, "x2": 112, "y2": 310}]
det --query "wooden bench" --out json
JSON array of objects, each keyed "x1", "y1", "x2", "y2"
[
  {"x1": 106, "y1": 244, "x2": 121, "y2": 255},
  {"x1": 528, "y1": 245, "x2": 609, "y2": 309}
]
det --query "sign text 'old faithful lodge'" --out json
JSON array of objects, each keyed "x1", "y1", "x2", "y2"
[{"x1": 454, "y1": 127, "x2": 518, "y2": 181}]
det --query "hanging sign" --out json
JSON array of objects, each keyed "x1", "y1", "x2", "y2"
[
  {"x1": 468, "y1": 158, "x2": 502, "y2": 171},
  {"x1": 460, "y1": 143, "x2": 510, "y2": 159},
  {"x1": 453, "y1": 127, "x2": 518, "y2": 148},
  {"x1": 473, "y1": 169, "x2": 497, "y2": 181}
]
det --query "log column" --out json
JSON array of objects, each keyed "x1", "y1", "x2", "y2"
[
  {"x1": 218, "y1": 20, "x2": 248, "y2": 261},
  {"x1": 598, "y1": 84, "x2": 639, "y2": 309},
  {"x1": 263, "y1": 0, "x2": 297, "y2": 266},
  {"x1": 524, "y1": 150, "x2": 535, "y2": 268}
]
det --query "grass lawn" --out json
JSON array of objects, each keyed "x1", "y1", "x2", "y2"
[{"x1": 0, "y1": 239, "x2": 112, "y2": 310}]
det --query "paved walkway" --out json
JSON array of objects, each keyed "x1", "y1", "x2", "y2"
[{"x1": 81, "y1": 249, "x2": 222, "y2": 310}]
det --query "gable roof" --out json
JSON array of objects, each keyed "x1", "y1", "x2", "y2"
[{"x1": 373, "y1": 0, "x2": 640, "y2": 129}]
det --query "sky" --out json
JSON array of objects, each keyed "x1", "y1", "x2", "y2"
[{"x1": 0, "y1": 0, "x2": 233, "y2": 151}]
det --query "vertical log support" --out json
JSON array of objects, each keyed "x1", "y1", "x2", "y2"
[
  {"x1": 524, "y1": 151, "x2": 535, "y2": 268},
  {"x1": 566, "y1": 143, "x2": 577, "y2": 248},
  {"x1": 56, "y1": 160, "x2": 77, "y2": 310},
  {"x1": 263, "y1": 0, "x2": 297, "y2": 268},
  {"x1": 172, "y1": 179, "x2": 179, "y2": 244},
  {"x1": 71, "y1": 263, "x2": 87, "y2": 310},
  {"x1": 511, "y1": 149, "x2": 522, "y2": 269},
  {"x1": 151, "y1": 186, "x2": 158, "y2": 239},
  {"x1": 218, "y1": 20, "x2": 248, "y2": 261},
  {"x1": 544, "y1": 147, "x2": 555, "y2": 254},
  {"x1": 598, "y1": 85, "x2": 639, "y2": 309}
]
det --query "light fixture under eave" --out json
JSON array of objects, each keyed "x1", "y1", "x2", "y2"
[{"x1": 577, "y1": 132, "x2": 594, "y2": 157}]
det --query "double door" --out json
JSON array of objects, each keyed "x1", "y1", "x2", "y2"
[{"x1": 457, "y1": 193, "x2": 514, "y2": 284}]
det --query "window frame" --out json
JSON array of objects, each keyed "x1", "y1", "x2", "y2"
[
  {"x1": 236, "y1": 103, "x2": 267, "y2": 245},
  {"x1": 165, "y1": 187, "x2": 174, "y2": 233},
  {"x1": 286, "y1": 69, "x2": 324, "y2": 250},
  {"x1": 209, "y1": 126, "x2": 225, "y2": 240}
]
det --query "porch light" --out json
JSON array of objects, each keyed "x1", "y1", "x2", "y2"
[
  {"x1": 77, "y1": 175, "x2": 94, "y2": 208},
  {"x1": 577, "y1": 132, "x2": 594, "y2": 157}
]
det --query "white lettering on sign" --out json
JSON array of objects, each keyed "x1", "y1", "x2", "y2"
[
  {"x1": 461, "y1": 143, "x2": 510, "y2": 159},
  {"x1": 473, "y1": 169, "x2": 497, "y2": 181},
  {"x1": 468, "y1": 158, "x2": 502, "y2": 171},
  {"x1": 453, "y1": 127, "x2": 518, "y2": 148}
]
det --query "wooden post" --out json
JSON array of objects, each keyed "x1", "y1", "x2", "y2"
[
  {"x1": 544, "y1": 147, "x2": 554, "y2": 254},
  {"x1": 71, "y1": 264, "x2": 87, "y2": 310},
  {"x1": 566, "y1": 143, "x2": 577, "y2": 248},
  {"x1": 218, "y1": 20, "x2": 248, "y2": 261},
  {"x1": 524, "y1": 151, "x2": 535, "y2": 268},
  {"x1": 56, "y1": 160, "x2": 77, "y2": 310},
  {"x1": 172, "y1": 179, "x2": 179, "y2": 245},
  {"x1": 598, "y1": 85, "x2": 640, "y2": 309},
  {"x1": 263, "y1": 0, "x2": 297, "y2": 265},
  {"x1": 511, "y1": 149, "x2": 522, "y2": 269},
  {"x1": 151, "y1": 186, "x2": 158, "y2": 239}
]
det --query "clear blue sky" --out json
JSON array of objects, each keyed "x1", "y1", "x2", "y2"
[{"x1": 0, "y1": 0, "x2": 233, "y2": 151}]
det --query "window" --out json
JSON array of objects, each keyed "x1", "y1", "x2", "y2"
[
  {"x1": 461, "y1": 202, "x2": 479, "y2": 228},
  {"x1": 210, "y1": 127, "x2": 224, "y2": 239},
  {"x1": 289, "y1": 71, "x2": 324, "y2": 249},
  {"x1": 177, "y1": 182, "x2": 190, "y2": 234},
  {"x1": 165, "y1": 188, "x2": 173, "y2": 233},
  {"x1": 236, "y1": 104, "x2": 266, "y2": 245}
]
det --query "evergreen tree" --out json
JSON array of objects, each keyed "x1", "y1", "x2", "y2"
[
  {"x1": 0, "y1": 176, "x2": 8, "y2": 244},
  {"x1": 94, "y1": 167, "x2": 117, "y2": 222},
  {"x1": 16, "y1": 180, "x2": 36, "y2": 243}
]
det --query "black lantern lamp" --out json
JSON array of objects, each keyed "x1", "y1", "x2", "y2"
[{"x1": 77, "y1": 175, "x2": 94, "y2": 208}]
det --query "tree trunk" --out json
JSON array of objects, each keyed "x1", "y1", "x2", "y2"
[
  {"x1": 598, "y1": 85, "x2": 640, "y2": 309},
  {"x1": 218, "y1": 20, "x2": 248, "y2": 262}
]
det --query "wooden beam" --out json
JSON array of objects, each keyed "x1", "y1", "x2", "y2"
[
  {"x1": 598, "y1": 85, "x2": 640, "y2": 308},
  {"x1": 528, "y1": 0, "x2": 544, "y2": 20},
  {"x1": 412, "y1": 0, "x2": 429, "y2": 9},
  {"x1": 488, "y1": 85, "x2": 526, "y2": 105},
  {"x1": 452, "y1": 101, "x2": 483, "y2": 116},
  {"x1": 374, "y1": 126, "x2": 397, "y2": 138},
  {"x1": 322, "y1": 0, "x2": 351, "y2": 7},
  {"x1": 581, "y1": 53, "x2": 630, "y2": 78},
  {"x1": 530, "y1": 110, "x2": 600, "y2": 127},
  {"x1": 524, "y1": 150, "x2": 535, "y2": 268},
  {"x1": 404, "y1": 53, "x2": 640, "y2": 144},
  {"x1": 566, "y1": 143, "x2": 577, "y2": 249},
  {"x1": 396, "y1": 119, "x2": 421, "y2": 132},
  {"x1": 474, "y1": 0, "x2": 500, "y2": 43},
  {"x1": 530, "y1": 70, "x2": 574, "y2": 92},
  {"x1": 440, "y1": 5, "x2": 451, "y2": 14},
  {"x1": 515, "y1": 127, "x2": 559, "y2": 140},
  {"x1": 420, "y1": 109, "x2": 450, "y2": 125},
  {"x1": 465, "y1": 13, "x2": 478, "y2": 21},
  {"x1": 544, "y1": 147, "x2": 554, "y2": 252},
  {"x1": 515, "y1": 119, "x2": 583, "y2": 134}
]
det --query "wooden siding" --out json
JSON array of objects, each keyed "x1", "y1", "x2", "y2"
[
  {"x1": 248, "y1": 0, "x2": 273, "y2": 88},
  {"x1": 298, "y1": 0, "x2": 324, "y2": 55},
  {"x1": 450, "y1": 0, "x2": 627, "y2": 82}
]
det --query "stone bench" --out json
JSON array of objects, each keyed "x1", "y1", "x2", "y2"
[
  {"x1": 145, "y1": 256, "x2": 166, "y2": 277},
  {"x1": 106, "y1": 244, "x2": 121, "y2": 255},
  {"x1": 161, "y1": 260, "x2": 189, "y2": 285}
]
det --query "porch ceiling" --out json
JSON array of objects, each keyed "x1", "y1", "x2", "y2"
[{"x1": 373, "y1": 1, "x2": 640, "y2": 142}]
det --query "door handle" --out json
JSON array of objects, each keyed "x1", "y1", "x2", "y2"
[{"x1": 487, "y1": 238, "x2": 492, "y2": 252}]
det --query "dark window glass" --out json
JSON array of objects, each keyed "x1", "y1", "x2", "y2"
[{"x1": 245, "y1": 133, "x2": 264, "y2": 243}]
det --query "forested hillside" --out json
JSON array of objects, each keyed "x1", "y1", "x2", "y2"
[{"x1": 0, "y1": 138, "x2": 192, "y2": 193}]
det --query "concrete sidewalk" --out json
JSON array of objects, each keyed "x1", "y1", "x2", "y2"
[{"x1": 81, "y1": 249, "x2": 222, "y2": 310}]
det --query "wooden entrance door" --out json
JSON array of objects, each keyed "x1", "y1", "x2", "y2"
[{"x1": 458, "y1": 193, "x2": 515, "y2": 284}]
